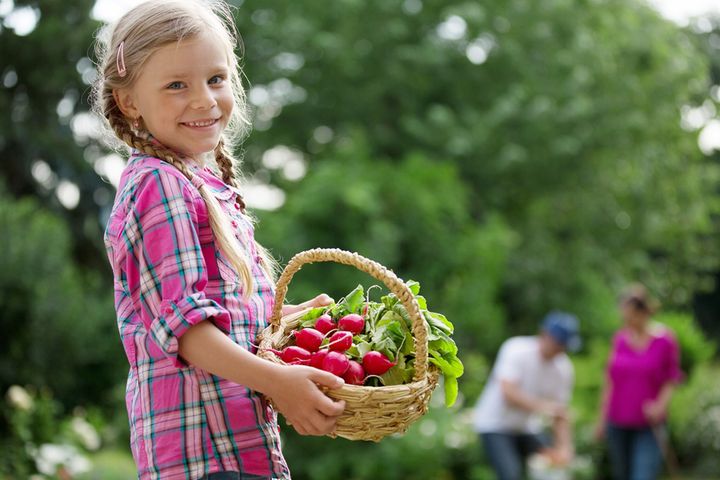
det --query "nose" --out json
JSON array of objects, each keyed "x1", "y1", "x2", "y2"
[{"x1": 189, "y1": 84, "x2": 217, "y2": 110}]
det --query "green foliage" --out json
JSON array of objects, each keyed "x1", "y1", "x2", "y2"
[
  {"x1": 570, "y1": 340, "x2": 609, "y2": 433},
  {"x1": 77, "y1": 449, "x2": 138, "y2": 480},
  {"x1": 1, "y1": 385, "x2": 105, "y2": 478},
  {"x1": 0, "y1": 0, "x2": 108, "y2": 268},
  {"x1": 257, "y1": 141, "x2": 516, "y2": 357},
  {"x1": 279, "y1": 394, "x2": 490, "y2": 480},
  {"x1": 656, "y1": 312, "x2": 716, "y2": 375},
  {"x1": 0, "y1": 188, "x2": 124, "y2": 410},
  {"x1": 0, "y1": 386, "x2": 60, "y2": 477},
  {"x1": 238, "y1": 0, "x2": 720, "y2": 318},
  {"x1": 1, "y1": 0, "x2": 720, "y2": 477},
  {"x1": 669, "y1": 363, "x2": 720, "y2": 476}
]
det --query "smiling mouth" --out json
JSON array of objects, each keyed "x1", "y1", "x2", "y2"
[{"x1": 181, "y1": 119, "x2": 219, "y2": 127}]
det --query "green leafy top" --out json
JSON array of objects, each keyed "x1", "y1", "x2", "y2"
[{"x1": 299, "y1": 281, "x2": 463, "y2": 406}]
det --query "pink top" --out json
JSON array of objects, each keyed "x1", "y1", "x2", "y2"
[
  {"x1": 104, "y1": 153, "x2": 289, "y2": 479},
  {"x1": 606, "y1": 327, "x2": 683, "y2": 428}
]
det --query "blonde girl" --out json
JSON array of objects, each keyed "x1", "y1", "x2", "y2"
[{"x1": 94, "y1": 1, "x2": 345, "y2": 478}]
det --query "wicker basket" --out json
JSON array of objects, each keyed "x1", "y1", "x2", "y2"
[{"x1": 257, "y1": 248, "x2": 439, "y2": 442}]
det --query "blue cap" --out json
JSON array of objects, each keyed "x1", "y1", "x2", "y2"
[{"x1": 542, "y1": 311, "x2": 581, "y2": 352}]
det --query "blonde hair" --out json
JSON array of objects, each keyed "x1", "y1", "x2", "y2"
[{"x1": 92, "y1": 0, "x2": 277, "y2": 295}]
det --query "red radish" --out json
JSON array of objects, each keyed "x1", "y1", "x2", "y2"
[
  {"x1": 293, "y1": 328, "x2": 324, "y2": 352},
  {"x1": 310, "y1": 349, "x2": 328, "y2": 369},
  {"x1": 321, "y1": 351, "x2": 350, "y2": 376},
  {"x1": 343, "y1": 360, "x2": 365, "y2": 385},
  {"x1": 338, "y1": 314, "x2": 365, "y2": 335},
  {"x1": 271, "y1": 346, "x2": 312, "y2": 364},
  {"x1": 314, "y1": 314, "x2": 336, "y2": 335},
  {"x1": 362, "y1": 351, "x2": 396, "y2": 375},
  {"x1": 327, "y1": 331, "x2": 353, "y2": 352}
]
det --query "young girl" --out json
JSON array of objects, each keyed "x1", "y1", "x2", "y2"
[{"x1": 93, "y1": 1, "x2": 345, "y2": 478}]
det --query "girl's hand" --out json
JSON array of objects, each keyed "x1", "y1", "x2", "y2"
[
  {"x1": 267, "y1": 364, "x2": 346, "y2": 436},
  {"x1": 643, "y1": 400, "x2": 666, "y2": 425},
  {"x1": 281, "y1": 293, "x2": 334, "y2": 317}
]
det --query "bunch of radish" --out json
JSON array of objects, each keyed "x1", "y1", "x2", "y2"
[
  {"x1": 266, "y1": 282, "x2": 463, "y2": 405},
  {"x1": 269, "y1": 312, "x2": 396, "y2": 386}
]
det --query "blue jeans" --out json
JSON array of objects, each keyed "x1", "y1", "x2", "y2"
[
  {"x1": 480, "y1": 432, "x2": 547, "y2": 480},
  {"x1": 606, "y1": 422, "x2": 664, "y2": 480}
]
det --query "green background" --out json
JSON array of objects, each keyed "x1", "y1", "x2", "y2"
[{"x1": 2, "y1": 0, "x2": 720, "y2": 478}]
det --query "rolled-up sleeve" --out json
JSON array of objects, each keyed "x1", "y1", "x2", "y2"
[
  {"x1": 123, "y1": 168, "x2": 231, "y2": 366},
  {"x1": 663, "y1": 333, "x2": 684, "y2": 385}
]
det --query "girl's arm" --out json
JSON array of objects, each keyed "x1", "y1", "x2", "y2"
[
  {"x1": 643, "y1": 382, "x2": 675, "y2": 425},
  {"x1": 644, "y1": 332, "x2": 683, "y2": 424},
  {"x1": 178, "y1": 321, "x2": 345, "y2": 436}
]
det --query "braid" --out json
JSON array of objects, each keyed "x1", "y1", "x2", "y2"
[
  {"x1": 214, "y1": 138, "x2": 247, "y2": 210},
  {"x1": 214, "y1": 137, "x2": 279, "y2": 281},
  {"x1": 105, "y1": 94, "x2": 254, "y2": 296},
  {"x1": 214, "y1": 137, "x2": 237, "y2": 186}
]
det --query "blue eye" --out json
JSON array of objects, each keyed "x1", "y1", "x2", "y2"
[
  {"x1": 209, "y1": 75, "x2": 225, "y2": 85},
  {"x1": 167, "y1": 81, "x2": 184, "y2": 89}
]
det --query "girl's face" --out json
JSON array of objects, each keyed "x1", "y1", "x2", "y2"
[{"x1": 115, "y1": 32, "x2": 234, "y2": 160}]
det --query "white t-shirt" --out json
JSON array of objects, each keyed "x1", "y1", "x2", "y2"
[{"x1": 473, "y1": 336, "x2": 574, "y2": 434}]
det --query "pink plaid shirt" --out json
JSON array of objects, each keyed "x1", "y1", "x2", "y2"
[{"x1": 104, "y1": 153, "x2": 290, "y2": 479}]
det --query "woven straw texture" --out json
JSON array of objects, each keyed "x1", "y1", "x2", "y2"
[{"x1": 257, "y1": 248, "x2": 439, "y2": 442}]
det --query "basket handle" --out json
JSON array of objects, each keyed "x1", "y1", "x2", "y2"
[{"x1": 270, "y1": 248, "x2": 428, "y2": 381}]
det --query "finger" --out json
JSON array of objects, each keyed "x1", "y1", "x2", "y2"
[
  {"x1": 308, "y1": 411, "x2": 338, "y2": 436},
  {"x1": 313, "y1": 293, "x2": 334, "y2": 306},
  {"x1": 308, "y1": 369, "x2": 345, "y2": 389},
  {"x1": 291, "y1": 420, "x2": 309, "y2": 436},
  {"x1": 316, "y1": 397, "x2": 345, "y2": 417}
]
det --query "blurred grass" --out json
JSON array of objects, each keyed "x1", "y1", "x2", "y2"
[
  {"x1": 60, "y1": 443, "x2": 716, "y2": 480},
  {"x1": 78, "y1": 449, "x2": 136, "y2": 480}
]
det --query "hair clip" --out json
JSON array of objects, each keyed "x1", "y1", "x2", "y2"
[{"x1": 117, "y1": 41, "x2": 127, "y2": 78}]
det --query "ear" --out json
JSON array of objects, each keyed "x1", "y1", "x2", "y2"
[{"x1": 113, "y1": 88, "x2": 140, "y2": 119}]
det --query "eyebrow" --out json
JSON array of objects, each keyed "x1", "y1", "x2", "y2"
[{"x1": 160, "y1": 66, "x2": 230, "y2": 79}]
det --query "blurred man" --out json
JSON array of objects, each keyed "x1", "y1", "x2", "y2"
[{"x1": 473, "y1": 312, "x2": 580, "y2": 480}]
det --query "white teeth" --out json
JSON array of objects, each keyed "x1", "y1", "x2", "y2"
[{"x1": 185, "y1": 119, "x2": 215, "y2": 127}]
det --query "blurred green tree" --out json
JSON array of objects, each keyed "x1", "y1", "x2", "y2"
[
  {"x1": 235, "y1": 0, "x2": 720, "y2": 333},
  {"x1": 0, "y1": 184, "x2": 124, "y2": 413},
  {"x1": 257, "y1": 135, "x2": 517, "y2": 357},
  {"x1": 687, "y1": 15, "x2": 720, "y2": 339},
  {"x1": 1, "y1": 0, "x2": 720, "y2": 476},
  {"x1": 0, "y1": 0, "x2": 107, "y2": 270}
]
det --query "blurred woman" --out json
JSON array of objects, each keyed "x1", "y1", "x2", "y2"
[{"x1": 595, "y1": 284, "x2": 683, "y2": 480}]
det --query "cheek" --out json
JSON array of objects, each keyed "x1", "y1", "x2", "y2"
[{"x1": 219, "y1": 89, "x2": 235, "y2": 114}]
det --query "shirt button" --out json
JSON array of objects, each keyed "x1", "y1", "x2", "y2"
[
  {"x1": 164, "y1": 306, "x2": 173, "y2": 315},
  {"x1": 234, "y1": 202, "x2": 242, "y2": 210},
  {"x1": 231, "y1": 220, "x2": 238, "y2": 228}
]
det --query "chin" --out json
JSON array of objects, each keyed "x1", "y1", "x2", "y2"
[{"x1": 186, "y1": 144, "x2": 218, "y2": 156}]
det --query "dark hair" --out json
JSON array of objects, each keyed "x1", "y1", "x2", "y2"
[{"x1": 619, "y1": 284, "x2": 659, "y2": 315}]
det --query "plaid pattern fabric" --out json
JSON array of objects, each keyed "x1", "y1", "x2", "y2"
[{"x1": 105, "y1": 153, "x2": 290, "y2": 480}]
